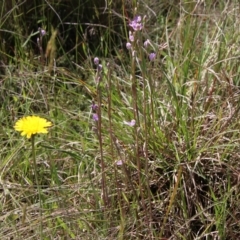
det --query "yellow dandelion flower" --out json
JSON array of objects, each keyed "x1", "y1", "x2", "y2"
[{"x1": 14, "y1": 116, "x2": 52, "y2": 138}]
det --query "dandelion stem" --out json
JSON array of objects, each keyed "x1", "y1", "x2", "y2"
[{"x1": 31, "y1": 135, "x2": 43, "y2": 239}]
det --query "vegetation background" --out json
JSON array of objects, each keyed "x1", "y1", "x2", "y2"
[{"x1": 1, "y1": 0, "x2": 240, "y2": 239}]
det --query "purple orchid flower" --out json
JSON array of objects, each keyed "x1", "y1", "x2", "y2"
[
  {"x1": 93, "y1": 113, "x2": 99, "y2": 121},
  {"x1": 149, "y1": 52, "x2": 156, "y2": 61},
  {"x1": 94, "y1": 57, "x2": 99, "y2": 65},
  {"x1": 129, "y1": 15, "x2": 143, "y2": 31},
  {"x1": 126, "y1": 42, "x2": 132, "y2": 50}
]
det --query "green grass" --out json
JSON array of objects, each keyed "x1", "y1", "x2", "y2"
[{"x1": 1, "y1": 0, "x2": 240, "y2": 239}]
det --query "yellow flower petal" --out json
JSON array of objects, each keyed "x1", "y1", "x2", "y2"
[{"x1": 14, "y1": 116, "x2": 52, "y2": 138}]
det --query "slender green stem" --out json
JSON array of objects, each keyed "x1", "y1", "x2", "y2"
[
  {"x1": 159, "y1": 165, "x2": 183, "y2": 238},
  {"x1": 96, "y1": 79, "x2": 108, "y2": 208},
  {"x1": 140, "y1": 45, "x2": 153, "y2": 230},
  {"x1": 31, "y1": 135, "x2": 43, "y2": 239}
]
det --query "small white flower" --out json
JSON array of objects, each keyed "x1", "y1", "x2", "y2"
[
  {"x1": 116, "y1": 160, "x2": 123, "y2": 166},
  {"x1": 40, "y1": 29, "x2": 46, "y2": 36},
  {"x1": 129, "y1": 31, "x2": 134, "y2": 42},
  {"x1": 123, "y1": 119, "x2": 136, "y2": 127},
  {"x1": 144, "y1": 39, "x2": 150, "y2": 48}
]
